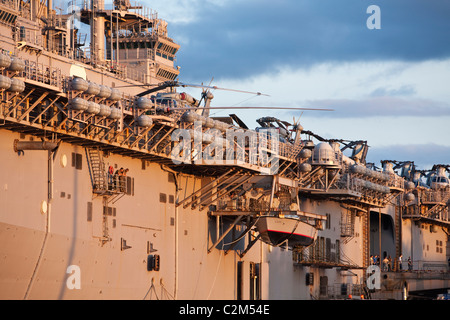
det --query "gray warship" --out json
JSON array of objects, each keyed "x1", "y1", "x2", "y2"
[{"x1": 0, "y1": 0, "x2": 449, "y2": 300}]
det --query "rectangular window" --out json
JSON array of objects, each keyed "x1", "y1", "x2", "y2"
[
  {"x1": 237, "y1": 262, "x2": 243, "y2": 300},
  {"x1": 335, "y1": 240, "x2": 340, "y2": 263},
  {"x1": 319, "y1": 276, "x2": 328, "y2": 296},
  {"x1": 87, "y1": 202, "x2": 92, "y2": 222},
  {"x1": 326, "y1": 238, "x2": 331, "y2": 261},
  {"x1": 249, "y1": 262, "x2": 260, "y2": 300},
  {"x1": 103, "y1": 206, "x2": 115, "y2": 216},
  {"x1": 125, "y1": 177, "x2": 134, "y2": 196},
  {"x1": 71, "y1": 152, "x2": 82, "y2": 170}
]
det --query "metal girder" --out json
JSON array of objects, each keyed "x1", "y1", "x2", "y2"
[
  {"x1": 191, "y1": 173, "x2": 246, "y2": 209},
  {"x1": 148, "y1": 127, "x2": 175, "y2": 153},
  {"x1": 130, "y1": 126, "x2": 154, "y2": 148},
  {"x1": 239, "y1": 234, "x2": 261, "y2": 258},
  {"x1": 4, "y1": 89, "x2": 35, "y2": 118},
  {"x1": 198, "y1": 174, "x2": 254, "y2": 211},
  {"x1": 176, "y1": 168, "x2": 236, "y2": 208},
  {"x1": 17, "y1": 91, "x2": 49, "y2": 122},
  {"x1": 192, "y1": 172, "x2": 245, "y2": 209},
  {"x1": 224, "y1": 218, "x2": 260, "y2": 255},
  {"x1": 208, "y1": 215, "x2": 244, "y2": 253},
  {"x1": 30, "y1": 96, "x2": 60, "y2": 125},
  {"x1": 0, "y1": 78, "x2": 315, "y2": 184}
]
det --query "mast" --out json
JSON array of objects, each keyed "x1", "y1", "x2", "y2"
[
  {"x1": 47, "y1": 0, "x2": 52, "y2": 18},
  {"x1": 90, "y1": 0, "x2": 105, "y2": 63}
]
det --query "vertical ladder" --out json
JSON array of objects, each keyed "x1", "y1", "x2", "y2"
[
  {"x1": 341, "y1": 209, "x2": 354, "y2": 243},
  {"x1": 360, "y1": 210, "x2": 370, "y2": 290},
  {"x1": 362, "y1": 211, "x2": 369, "y2": 269},
  {"x1": 86, "y1": 148, "x2": 108, "y2": 193},
  {"x1": 395, "y1": 205, "x2": 401, "y2": 267}
]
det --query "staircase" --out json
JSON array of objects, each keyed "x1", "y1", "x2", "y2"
[
  {"x1": 287, "y1": 142, "x2": 303, "y2": 160},
  {"x1": 85, "y1": 148, "x2": 108, "y2": 194},
  {"x1": 427, "y1": 203, "x2": 448, "y2": 218},
  {"x1": 423, "y1": 192, "x2": 450, "y2": 220}
]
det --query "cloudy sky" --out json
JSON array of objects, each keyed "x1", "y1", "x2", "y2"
[{"x1": 143, "y1": 0, "x2": 450, "y2": 170}]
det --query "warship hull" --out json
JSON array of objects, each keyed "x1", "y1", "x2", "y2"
[
  {"x1": 0, "y1": 130, "x2": 260, "y2": 299},
  {"x1": 0, "y1": 0, "x2": 449, "y2": 301}
]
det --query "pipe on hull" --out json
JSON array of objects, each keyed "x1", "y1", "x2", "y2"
[{"x1": 14, "y1": 140, "x2": 58, "y2": 152}]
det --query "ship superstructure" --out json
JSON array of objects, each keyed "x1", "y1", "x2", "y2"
[{"x1": 0, "y1": 0, "x2": 449, "y2": 300}]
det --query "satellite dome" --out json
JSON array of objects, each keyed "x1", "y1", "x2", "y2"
[{"x1": 313, "y1": 142, "x2": 335, "y2": 165}]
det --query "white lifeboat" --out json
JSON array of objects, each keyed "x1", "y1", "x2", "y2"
[{"x1": 256, "y1": 215, "x2": 318, "y2": 248}]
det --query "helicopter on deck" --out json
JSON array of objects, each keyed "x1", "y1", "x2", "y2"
[{"x1": 428, "y1": 165, "x2": 450, "y2": 190}]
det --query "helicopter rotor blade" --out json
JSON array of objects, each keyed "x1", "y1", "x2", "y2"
[
  {"x1": 115, "y1": 80, "x2": 178, "y2": 89},
  {"x1": 178, "y1": 83, "x2": 270, "y2": 97},
  {"x1": 136, "y1": 81, "x2": 183, "y2": 97},
  {"x1": 122, "y1": 80, "x2": 271, "y2": 97},
  {"x1": 168, "y1": 106, "x2": 334, "y2": 111}
]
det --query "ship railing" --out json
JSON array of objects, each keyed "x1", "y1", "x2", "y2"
[
  {"x1": 216, "y1": 199, "x2": 251, "y2": 212},
  {"x1": 106, "y1": 173, "x2": 129, "y2": 194},
  {"x1": 77, "y1": 0, "x2": 88, "y2": 11},
  {"x1": 415, "y1": 261, "x2": 449, "y2": 272},
  {"x1": 0, "y1": 56, "x2": 63, "y2": 90},
  {"x1": 419, "y1": 188, "x2": 450, "y2": 203},
  {"x1": 126, "y1": 67, "x2": 148, "y2": 84},
  {"x1": 403, "y1": 201, "x2": 449, "y2": 223},
  {"x1": 106, "y1": 60, "x2": 126, "y2": 78},
  {"x1": 176, "y1": 121, "x2": 285, "y2": 172},
  {"x1": 294, "y1": 243, "x2": 341, "y2": 266},
  {"x1": 18, "y1": 28, "x2": 44, "y2": 48},
  {"x1": 386, "y1": 173, "x2": 404, "y2": 190},
  {"x1": 74, "y1": 47, "x2": 90, "y2": 64},
  {"x1": 324, "y1": 283, "x2": 365, "y2": 300},
  {"x1": 76, "y1": 0, "x2": 159, "y2": 21},
  {"x1": 3, "y1": 59, "x2": 305, "y2": 178},
  {"x1": 334, "y1": 172, "x2": 364, "y2": 193},
  {"x1": 0, "y1": 0, "x2": 18, "y2": 11},
  {"x1": 49, "y1": 15, "x2": 66, "y2": 29},
  {"x1": 23, "y1": 60, "x2": 63, "y2": 89},
  {"x1": 380, "y1": 260, "x2": 449, "y2": 273},
  {"x1": 340, "y1": 209, "x2": 355, "y2": 238},
  {"x1": 331, "y1": 165, "x2": 401, "y2": 204},
  {"x1": 216, "y1": 198, "x2": 284, "y2": 212},
  {"x1": 277, "y1": 139, "x2": 301, "y2": 160},
  {"x1": 294, "y1": 237, "x2": 362, "y2": 269},
  {"x1": 128, "y1": 3, "x2": 158, "y2": 21}
]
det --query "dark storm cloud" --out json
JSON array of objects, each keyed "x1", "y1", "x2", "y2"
[
  {"x1": 169, "y1": 0, "x2": 450, "y2": 82},
  {"x1": 301, "y1": 97, "x2": 450, "y2": 118}
]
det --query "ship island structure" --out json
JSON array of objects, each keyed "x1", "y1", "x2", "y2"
[{"x1": 0, "y1": 0, "x2": 449, "y2": 300}]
